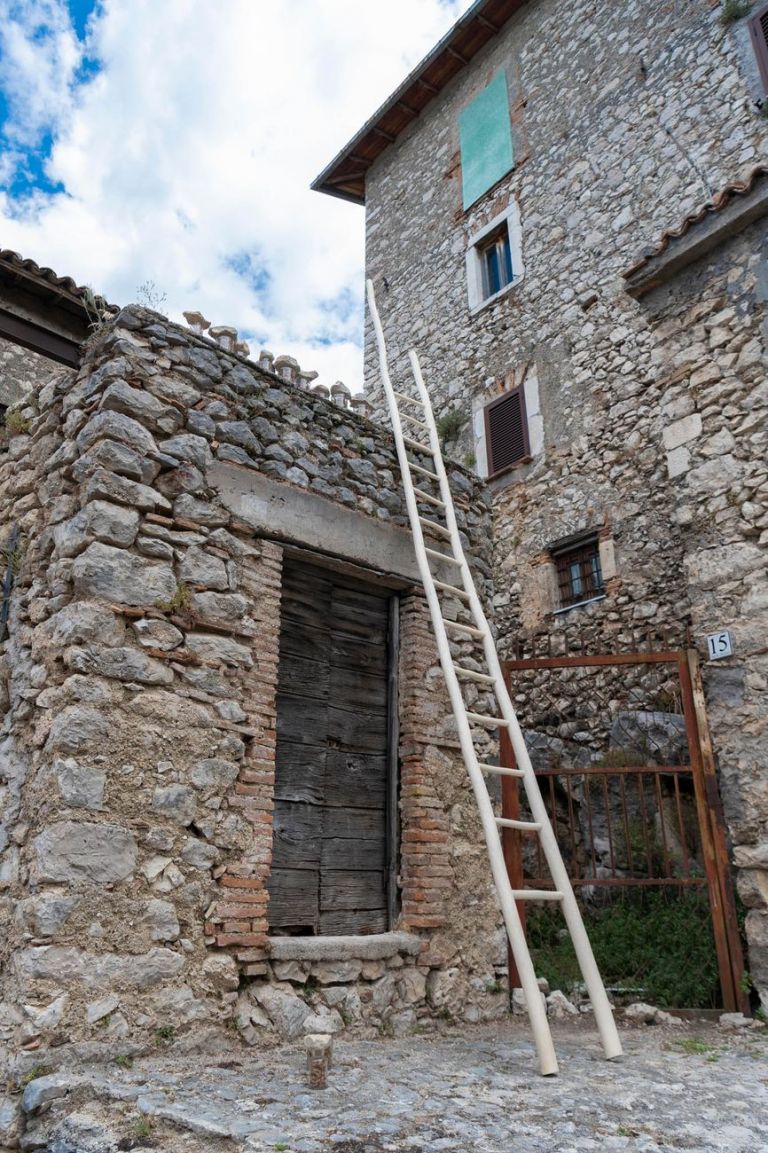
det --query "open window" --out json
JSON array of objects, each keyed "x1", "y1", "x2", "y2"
[{"x1": 466, "y1": 200, "x2": 524, "y2": 312}]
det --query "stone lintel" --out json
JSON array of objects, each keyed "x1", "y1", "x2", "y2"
[{"x1": 209, "y1": 461, "x2": 430, "y2": 584}]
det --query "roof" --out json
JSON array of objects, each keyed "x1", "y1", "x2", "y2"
[
  {"x1": 622, "y1": 165, "x2": 768, "y2": 282},
  {"x1": 0, "y1": 248, "x2": 115, "y2": 315},
  {"x1": 0, "y1": 248, "x2": 116, "y2": 366},
  {"x1": 312, "y1": 0, "x2": 526, "y2": 205}
]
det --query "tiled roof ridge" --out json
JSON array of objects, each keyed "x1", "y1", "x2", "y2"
[
  {"x1": 0, "y1": 247, "x2": 116, "y2": 312},
  {"x1": 622, "y1": 164, "x2": 768, "y2": 280}
]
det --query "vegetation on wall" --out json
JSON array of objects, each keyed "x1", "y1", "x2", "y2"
[
  {"x1": 720, "y1": 0, "x2": 752, "y2": 26},
  {"x1": 435, "y1": 407, "x2": 468, "y2": 446}
]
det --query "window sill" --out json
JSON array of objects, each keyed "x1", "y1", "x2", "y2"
[
  {"x1": 487, "y1": 454, "x2": 532, "y2": 483},
  {"x1": 469, "y1": 277, "x2": 521, "y2": 316},
  {"x1": 552, "y1": 593, "x2": 607, "y2": 617},
  {"x1": 267, "y1": 932, "x2": 421, "y2": 962}
]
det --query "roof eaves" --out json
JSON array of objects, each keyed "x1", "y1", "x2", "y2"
[
  {"x1": 311, "y1": 0, "x2": 525, "y2": 205},
  {"x1": 622, "y1": 165, "x2": 768, "y2": 284}
]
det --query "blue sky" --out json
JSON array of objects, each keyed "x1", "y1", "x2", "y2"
[{"x1": 0, "y1": 0, "x2": 473, "y2": 389}]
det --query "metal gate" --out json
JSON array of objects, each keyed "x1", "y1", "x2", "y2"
[{"x1": 500, "y1": 643, "x2": 746, "y2": 1012}]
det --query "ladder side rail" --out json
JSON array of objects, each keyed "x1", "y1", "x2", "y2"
[
  {"x1": 366, "y1": 280, "x2": 559, "y2": 1076},
  {"x1": 408, "y1": 348, "x2": 623, "y2": 1062}
]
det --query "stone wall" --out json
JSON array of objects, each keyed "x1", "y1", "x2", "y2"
[
  {"x1": 0, "y1": 337, "x2": 68, "y2": 410},
  {"x1": 363, "y1": 0, "x2": 768, "y2": 652},
  {"x1": 358, "y1": 0, "x2": 768, "y2": 1005},
  {"x1": 632, "y1": 216, "x2": 768, "y2": 1010},
  {"x1": 0, "y1": 305, "x2": 511, "y2": 1086}
]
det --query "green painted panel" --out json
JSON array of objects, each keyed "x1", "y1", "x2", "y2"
[{"x1": 459, "y1": 71, "x2": 513, "y2": 210}]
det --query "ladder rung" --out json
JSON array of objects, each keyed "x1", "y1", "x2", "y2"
[
  {"x1": 393, "y1": 389, "x2": 423, "y2": 407},
  {"x1": 454, "y1": 665, "x2": 495, "y2": 685},
  {"x1": 510, "y1": 890, "x2": 564, "y2": 902},
  {"x1": 404, "y1": 435, "x2": 433, "y2": 455},
  {"x1": 495, "y1": 817, "x2": 541, "y2": 832},
  {"x1": 478, "y1": 762, "x2": 525, "y2": 778},
  {"x1": 402, "y1": 412, "x2": 430, "y2": 432},
  {"x1": 413, "y1": 487, "x2": 445, "y2": 508},
  {"x1": 420, "y1": 517, "x2": 451, "y2": 539},
  {"x1": 434, "y1": 579, "x2": 469, "y2": 601},
  {"x1": 443, "y1": 619, "x2": 483, "y2": 639},
  {"x1": 410, "y1": 462, "x2": 439, "y2": 481},
  {"x1": 466, "y1": 711, "x2": 509, "y2": 729},
  {"x1": 425, "y1": 547, "x2": 461, "y2": 566}
]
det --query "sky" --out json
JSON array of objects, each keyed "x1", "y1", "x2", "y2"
[{"x1": 0, "y1": 0, "x2": 475, "y2": 390}]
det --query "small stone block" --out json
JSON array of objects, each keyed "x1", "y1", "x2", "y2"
[{"x1": 306, "y1": 1033, "x2": 332, "y2": 1089}]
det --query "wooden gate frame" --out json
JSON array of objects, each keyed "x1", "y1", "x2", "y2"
[{"x1": 500, "y1": 647, "x2": 747, "y2": 1013}]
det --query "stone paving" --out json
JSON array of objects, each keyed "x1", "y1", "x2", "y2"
[{"x1": 16, "y1": 1017, "x2": 768, "y2": 1152}]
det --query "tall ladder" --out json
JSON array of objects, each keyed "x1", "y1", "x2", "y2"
[{"x1": 367, "y1": 280, "x2": 622, "y2": 1076}]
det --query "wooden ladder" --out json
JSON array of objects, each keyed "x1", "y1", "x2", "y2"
[{"x1": 367, "y1": 280, "x2": 622, "y2": 1075}]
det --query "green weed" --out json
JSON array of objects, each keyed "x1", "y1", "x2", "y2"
[
  {"x1": 3, "y1": 409, "x2": 31, "y2": 437},
  {"x1": 20, "y1": 1063, "x2": 52, "y2": 1087},
  {"x1": 133, "y1": 1115, "x2": 153, "y2": 1139},
  {"x1": 678, "y1": 1037, "x2": 716, "y2": 1055},
  {"x1": 526, "y1": 890, "x2": 721, "y2": 1008},
  {"x1": 720, "y1": 0, "x2": 752, "y2": 26},
  {"x1": 435, "y1": 408, "x2": 467, "y2": 445},
  {"x1": 155, "y1": 582, "x2": 191, "y2": 614}
]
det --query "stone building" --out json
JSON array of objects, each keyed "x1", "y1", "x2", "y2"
[
  {"x1": 0, "y1": 248, "x2": 518, "y2": 1121},
  {"x1": 314, "y1": 0, "x2": 768, "y2": 1007}
]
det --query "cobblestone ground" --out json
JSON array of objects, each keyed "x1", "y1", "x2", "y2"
[{"x1": 20, "y1": 1018, "x2": 768, "y2": 1152}]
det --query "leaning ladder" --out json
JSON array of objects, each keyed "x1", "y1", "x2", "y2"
[{"x1": 367, "y1": 280, "x2": 622, "y2": 1076}]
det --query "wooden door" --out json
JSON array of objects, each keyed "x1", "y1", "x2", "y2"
[{"x1": 268, "y1": 558, "x2": 395, "y2": 935}]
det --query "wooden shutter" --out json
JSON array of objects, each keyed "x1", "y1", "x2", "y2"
[
  {"x1": 749, "y1": 5, "x2": 768, "y2": 92},
  {"x1": 268, "y1": 560, "x2": 393, "y2": 936},
  {"x1": 459, "y1": 71, "x2": 514, "y2": 210},
  {"x1": 484, "y1": 388, "x2": 529, "y2": 477}
]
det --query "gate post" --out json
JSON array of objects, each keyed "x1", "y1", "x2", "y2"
[
  {"x1": 685, "y1": 650, "x2": 749, "y2": 1015},
  {"x1": 678, "y1": 653, "x2": 746, "y2": 1013}
]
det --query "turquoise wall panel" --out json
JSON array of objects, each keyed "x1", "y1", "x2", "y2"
[{"x1": 459, "y1": 72, "x2": 513, "y2": 210}]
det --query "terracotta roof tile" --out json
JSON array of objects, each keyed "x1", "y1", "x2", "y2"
[
  {"x1": 0, "y1": 247, "x2": 116, "y2": 311},
  {"x1": 622, "y1": 165, "x2": 768, "y2": 281}
]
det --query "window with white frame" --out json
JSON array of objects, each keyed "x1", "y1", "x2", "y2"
[
  {"x1": 466, "y1": 201, "x2": 523, "y2": 312},
  {"x1": 473, "y1": 365, "x2": 542, "y2": 481}
]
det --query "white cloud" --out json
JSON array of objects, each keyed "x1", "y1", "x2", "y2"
[{"x1": 0, "y1": 0, "x2": 474, "y2": 390}]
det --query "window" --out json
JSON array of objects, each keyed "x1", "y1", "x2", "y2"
[
  {"x1": 551, "y1": 534, "x2": 605, "y2": 609},
  {"x1": 749, "y1": 5, "x2": 768, "y2": 91},
  {"x1": 484, "y1": 388, "x2": 529, "y2": 477},
  {"x1": 479, "y1": 226, "x2": 514, "y2": 298},
  {"x1": 466, "y1": 201, "x2": 524, "y2": 312},
  {"x1": 458, "y1": 72, "x2": 514, "y2": 210}
]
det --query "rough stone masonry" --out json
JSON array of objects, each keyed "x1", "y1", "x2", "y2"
[
  {"x1": 0, "y1": 302, "x2": 527, "y2": 1111},
  {"x1": 343, "y1": 0, "x2": 768, "y2": 1006}
]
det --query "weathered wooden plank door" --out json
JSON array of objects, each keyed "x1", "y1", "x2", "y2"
[{"x1": 268, "y1": 558, "x2": 396, "y2": 935}]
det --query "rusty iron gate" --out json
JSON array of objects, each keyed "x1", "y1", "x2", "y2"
[{"x1": 500, "y1": 644, "x2": 746, "y2": 1012}]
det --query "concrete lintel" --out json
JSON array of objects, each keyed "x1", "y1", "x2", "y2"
[
  {"x1": 268, "y1": 933, "x2": 422, "y2": 962},
  {"x1": 209, "y1": 461, "x2": 426, "y2": 584},
  {"x1": 625, "y1": 180, "x2": 768, "y2": 299}
]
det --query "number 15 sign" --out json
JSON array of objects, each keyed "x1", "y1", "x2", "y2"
[{"x1": 706, "y1": 631, "x2": 733, "y2": 660}]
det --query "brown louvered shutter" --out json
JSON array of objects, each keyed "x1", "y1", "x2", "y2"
[
  {"x1": 485, "y1": 388, "x2": 529, "y2": 477},
  {"x1": 749, "y1": 5, "x2": 768, "y2": 92}
]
